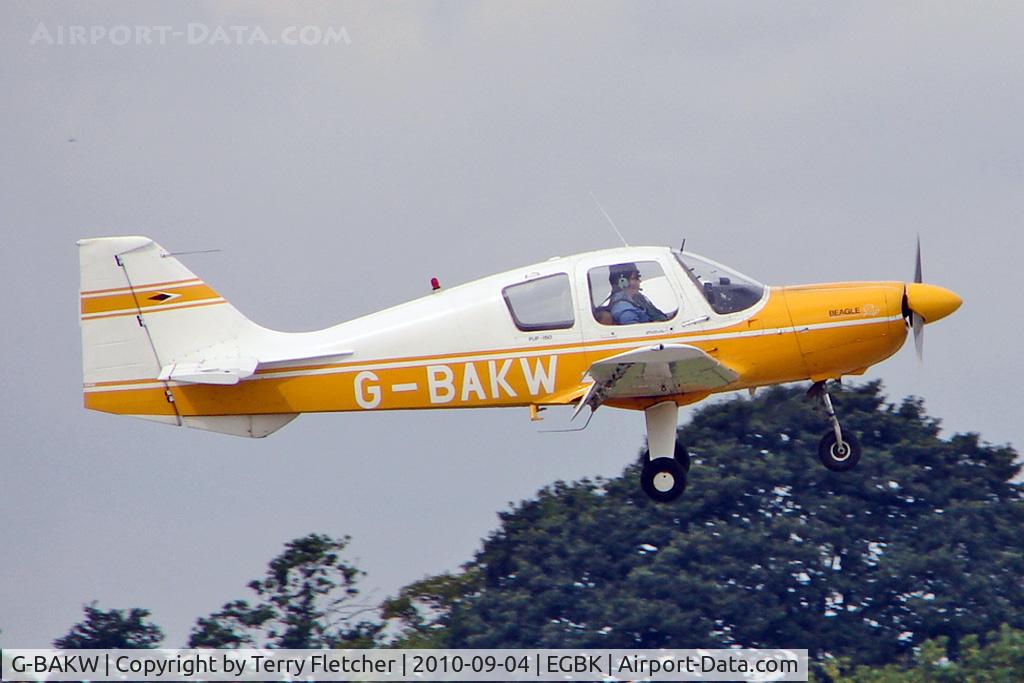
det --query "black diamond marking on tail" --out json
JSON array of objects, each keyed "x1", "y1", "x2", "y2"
[{"x1": 149, "y1": 292, "x2": 174, "y2": 302}]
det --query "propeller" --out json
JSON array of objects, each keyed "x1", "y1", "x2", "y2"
[
  {"x1": 902, "y1": 236, "x2": 962, "y2": 361},
  {"x1": 911, "y1": 236, "x2": 924, "y2": 360}
]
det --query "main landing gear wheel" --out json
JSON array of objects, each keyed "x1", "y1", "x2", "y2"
[
  {"x1": 639, "y1": 442, "x2": 691, "y2": 472},
  {"x1": 818, "y1": 431, "x2": 861, "y2": 472},
  {"x1": 640, "y1": 457, "x2": 687, "y2": 503}
]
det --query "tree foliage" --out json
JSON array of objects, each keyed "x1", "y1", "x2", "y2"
[
  {"x1": 818, "y1": 624, "x2": 1024, "y2": 681},
  {"x1": 388, "y1": 382, "x2": 1023, "y2": 667},
  {"x1": 54, "y1": 602, "x2": 163, "y2": 648},
  {"x1": 382, "y1": 571, "x2": 480, "y2": 648},
  {"x1": 189, "y1": 533, "x2": 379, "y2": 648}
]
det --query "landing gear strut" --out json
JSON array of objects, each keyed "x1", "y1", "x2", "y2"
[{"x1": 808, "y1": 381, "x2": 861, "y2": 472}]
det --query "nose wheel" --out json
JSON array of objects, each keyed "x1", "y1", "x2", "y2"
[
  {"x1": 818, "y1": 430, "x2": 861, "y2": 471},
  {"x1": 808, "y1": 381, "x2": 862, "y2": 472}
]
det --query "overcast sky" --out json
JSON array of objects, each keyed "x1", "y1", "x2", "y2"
[{"x1": 2, "y1": 1, "x2": 1022, "y2": 648}]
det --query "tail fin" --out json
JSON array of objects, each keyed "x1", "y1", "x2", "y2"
[{"x1": 78, "y1": 236, "x2": 297, "y2": 437}]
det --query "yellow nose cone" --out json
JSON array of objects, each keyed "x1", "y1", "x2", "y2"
[{"x1": 905, "y1": 283, "x2": 962, "y2": 324}]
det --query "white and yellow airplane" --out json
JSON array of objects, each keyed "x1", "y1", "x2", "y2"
[{"x1": 78, "y1": 236, "x2": 960, "y2": 502}]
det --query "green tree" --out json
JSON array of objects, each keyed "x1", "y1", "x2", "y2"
[
  {"x1": 388, "y1": 382, "x2": 1023, "y2": 667},
  {"x1": 189, "y1": 533, "x2": 379, "y2": 648},
  {"x1": 54, "y1": 603, "x2": 163, "y2": 648},
  {"x1": 381, "y1": 571, "x2": 480, "y2": 647},
  {"x1": 818, "y1": 624, "x2": 1024, "y2": 681}
]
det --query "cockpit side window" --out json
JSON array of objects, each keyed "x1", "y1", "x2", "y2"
[
  {"x1": 502, "y1": 273, "x2": 575, "y2": 331},
  {"x1": 587, "y1": 261, "x2": 679, "y2": 326},
  {"x1": 674, "y1": 252, "x2": 764, "y2": 315}
]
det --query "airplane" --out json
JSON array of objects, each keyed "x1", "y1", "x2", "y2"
[{"x1": 78, "y1": 236, "x2": 961, "y2": 502}]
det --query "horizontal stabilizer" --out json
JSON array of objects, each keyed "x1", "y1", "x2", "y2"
[
  {"x1": 256, "y1": 348, "x2": 354, "y2": 365},
  {"x1": 158, "y1": 358, "x2": 258, "y2": 385},
  {"x1": 158, "y1": 348, "x2": 355, "y2": 385}
]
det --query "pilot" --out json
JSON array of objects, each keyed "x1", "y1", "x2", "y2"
[{"x1": 608, "y1": 263, "x2": 668, "y2": 324}]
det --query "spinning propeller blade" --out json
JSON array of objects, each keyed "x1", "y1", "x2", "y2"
[
  {"x1": 902, "y1": 236, "x2": 961, "y2": 361},
  {"x1": 914, "y1": 235, "x2": 922, "y2": 284},
  {"x1": 912, "y1": 236, "x2": 924, "y2": 360}
]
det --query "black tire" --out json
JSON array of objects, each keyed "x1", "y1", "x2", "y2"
[
  {"x1": 818, "y1": 431, "x2": 861, "y2": 472},
  {"x1": 640, "y1": 442, "x2": 691, "y2": 472},
  {"x1": 640, "y1": 457, "x2": 687, "y2": 502}
]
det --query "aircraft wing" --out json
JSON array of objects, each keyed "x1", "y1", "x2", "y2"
[{"x1": 574, "y1": 343, "x2": 738, "y2": 417}]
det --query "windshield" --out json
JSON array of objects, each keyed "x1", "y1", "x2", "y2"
[{"x1": 674, "y1": 252, "x2": 765, "y2": 315}]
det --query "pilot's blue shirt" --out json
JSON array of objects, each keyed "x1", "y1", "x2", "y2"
[
  {"x1": 610, "y1": 300, "x2": 646, "y2": 324},
  {"x1": 610, "y1": 291, "x2": 668, "y2": 324},
  {"x1": 610, "y1": 293, "x2": 652, "y2": 324}
]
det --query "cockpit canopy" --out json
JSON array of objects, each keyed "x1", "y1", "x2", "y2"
[
  {"x1": 674, "y1": 251, "x2": 765, "y2": 315},
  {"x1": 499, "y1": 248, "x2": 766, "y2": 334}
]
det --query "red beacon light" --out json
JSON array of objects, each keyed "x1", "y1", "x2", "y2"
[{"x1": 430, "y1": 277, "x2": 441, "y2": 292}]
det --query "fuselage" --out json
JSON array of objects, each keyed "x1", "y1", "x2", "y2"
[{"x1": 83, "y1": 246, "x2": 919, "y2": 419}]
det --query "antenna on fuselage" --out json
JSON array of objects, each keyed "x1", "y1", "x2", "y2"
[
  {"x1": 679, "y1": 239, "x2": 686, "y2": 252},
  {"x1": 589, "y1": 191, "x2": 629, "y2": 247}
]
